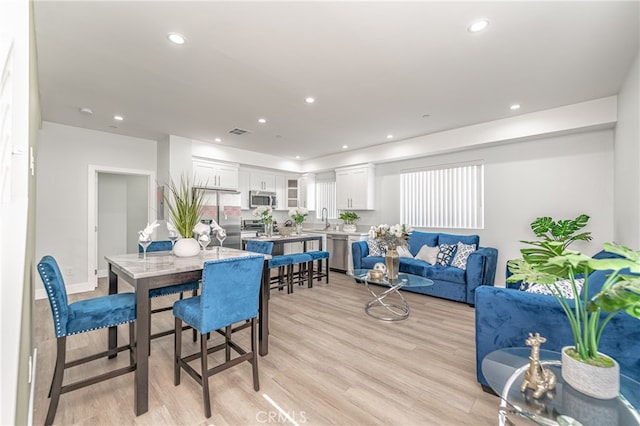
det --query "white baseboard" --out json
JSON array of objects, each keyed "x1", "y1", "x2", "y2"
[
  {"x1": 35, "y1": 281, "x2": 96, "y2": 300},
  {"x1": 27, "y1": 348, "x2": 37, "y2": 426}
]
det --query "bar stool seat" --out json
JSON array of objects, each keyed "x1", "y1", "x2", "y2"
[{"x1": 305, "y1": 250, "x2": 330, "y2": 286}]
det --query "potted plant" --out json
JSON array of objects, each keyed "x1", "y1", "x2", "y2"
[
  {"x1": 507, "y1": 215, "x2": 640, "y2": 399},
  {"x1": 164, "y1": 175, "x2": 205, "y2": 257},
  {"x1": 339, "y1": 211, "x2": 360, "y2": 232},
  {"x1": 253, "y1": 205, "x2": 274, "y2": 237},
  {"x1": 288, "y1": 207, "x2": 308, "y2": 235}
]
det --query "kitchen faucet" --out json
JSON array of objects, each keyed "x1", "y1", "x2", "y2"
[{"x1": 321, "y1": 207, "x2": 330, "y2": 229}]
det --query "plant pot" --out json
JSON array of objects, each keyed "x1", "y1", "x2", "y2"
[
  {"x1": 561, "y1": 346, "x2": 620, "y2": 400},
  {"x1": 173, "y1": 238, "x2": 201, "y2": 257},
  {"x1": 343, "y1": 223, "x2": 356, "y2": 233}
]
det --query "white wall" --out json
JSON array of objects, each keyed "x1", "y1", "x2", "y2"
[
  {"x1": 614, "y1": 51, "x2": 640, "y2": 248},
  {"x1": 355, "y1": 129, "x2": 614, "y2": 285},
  {"x1": 36, "y1": 122, "x2": 157, "y2": 290}
]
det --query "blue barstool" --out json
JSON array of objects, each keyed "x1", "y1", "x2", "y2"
[
  {"x1": 305, "y1": 250, "x2": 330, "y2": 286},
  {"x1": 288, "y1": 252, "x2": 314, "y2": 289},
  {"x1": 140, "y1": 240, "x2": 200, "y2": 349},
  {"x1": 269, "y1": 255, "x2": 295, "y2": 293},
  {"x1": 173, "y1": 256, "x2": 264, "y2": 418},
  {"x1": 38, "y1": 255, "x2": 136, "y2": 426}
]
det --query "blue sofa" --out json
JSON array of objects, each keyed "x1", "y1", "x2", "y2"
[
  {"x1": 352, "y1": 231, "x2": 498, "y2": 305},
  {"x1": 475, "y1": 267, "x2": 640, "y2": 390}
]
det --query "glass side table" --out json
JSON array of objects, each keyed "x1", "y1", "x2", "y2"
[
  {"x1": 482, "y1": 348, "x2": 640, "y2": 426},
  {"x1": 351, "y1": 269, "x2": 433, "y2": 321}
]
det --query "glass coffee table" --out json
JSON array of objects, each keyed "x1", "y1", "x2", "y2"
[
  {"x1": 482, "y1": 347, "x2": 640, "y2": 426},
  {"x1": 351, "y1": 269, "x2": 433, "y2": 321}
]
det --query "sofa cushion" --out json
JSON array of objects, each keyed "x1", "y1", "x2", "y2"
[
  {"x1": 415, "y1": 245, "x2": 439, "y2": 265},
  {"x1": 400, "y1": 258, "x2": 431, "y2": 275},
  {"x1": 366, "y1": 239, "x2": 383, "y2": 257},
  {"x1": 451, "y1": 242, "x2": 477, "y2": 270},
  {"x1": 438, "y1": 233, "x2": 480, "y2": 248},
  {"x1": 436, "y1": 243, "x2": 456, "y2": 266},
  {"x1": 427, "y1": 266, "x2": 467, "y2": 284},
  {"x1": 407, "y1": 231, "x2": 438, "y2": 256},
  {"x1": 361, "y1": 256, "x2": 384, "y2": 270}
]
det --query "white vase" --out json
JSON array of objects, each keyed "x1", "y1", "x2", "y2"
[
  {"x1": 343, "y1": 223, "x2": 356, "y2": 233},
  {"x1": 173, "y1": 238, "x2": 201, "y2": 257},
  {"x1": 561, "y1": 346, "x2": 620, "y2": 400},
  {"x1": 295, "y1": 223, "x2": 303, "y2": 235}
]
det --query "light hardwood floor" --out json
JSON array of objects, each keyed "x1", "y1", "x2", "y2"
[{"x1": 33, "y1": 271, "x2": 500, "y2": 425}]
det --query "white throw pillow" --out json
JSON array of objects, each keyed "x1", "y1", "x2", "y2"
[
  {"x1": 397, "y1": 245, "x2": 413, "y2": 258},
  {"x1": 451, "y1": 242, "x2": 477, "y2": 270},
  {"x1": 524, "y1": 278, "x2": 585, "y2": 300},
  {"x1": 415, "y1": 245, "x2": 439, "y2": 265},
  {"x1": 366, "y1": 239, "x2": 383, "y2": 257}
]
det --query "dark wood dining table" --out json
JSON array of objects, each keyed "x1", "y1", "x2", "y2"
[{"x1": 104, "y1": 248, "x2": 271, "y2": 416}]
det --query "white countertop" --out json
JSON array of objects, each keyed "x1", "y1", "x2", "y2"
[{"x1": 302, "y1": 228, "x2": 369, "y2": 237}]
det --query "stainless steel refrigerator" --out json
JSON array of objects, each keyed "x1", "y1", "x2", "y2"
[{"x1": 200, "y1": 190, "x2": 242, "y2": 250}]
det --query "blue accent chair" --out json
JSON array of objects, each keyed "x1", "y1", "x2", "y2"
[
  {"x1": 173, "y1": 255, "x2": 265, "y2": 418},
  {"x1": 139, "y1": 240, "x2": 200, "y2": 347},
  {"x1": 38, "y1": 255, "x2": 136, "y2": 426}
]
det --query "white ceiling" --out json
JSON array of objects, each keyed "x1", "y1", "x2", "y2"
[{"x1": 33, "y1": 1, "x2": 639, "y2": 161}]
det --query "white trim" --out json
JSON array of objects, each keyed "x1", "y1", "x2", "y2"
[
  {"x1": 87, "y1": 165, "x2": 156, "y2": 289},
  {"x1": 27, "y1": 349, "x2": 36, "y2": 426}
]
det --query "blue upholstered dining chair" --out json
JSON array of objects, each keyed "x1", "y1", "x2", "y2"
[
  {"x1": 37, "y1": 255, "x2": 137, "y2": 426},
  {"x1": 173, "y1": 255, "x2": 264, "y2": 418},
  {"x1": 245, "y1": 240, "x2": 274, "y2": 256},
  {"x1": 140, "y1": 240, "x2": 199, "y2": 348}
]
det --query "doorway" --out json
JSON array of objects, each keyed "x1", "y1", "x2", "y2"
[{"x1": 88, "y1": 166, "x2": 155, "y2": 288}]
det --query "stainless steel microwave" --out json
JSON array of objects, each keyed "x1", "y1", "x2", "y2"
[{"x1": 249, "y1": 191, "x2": 277, "y2": 208}]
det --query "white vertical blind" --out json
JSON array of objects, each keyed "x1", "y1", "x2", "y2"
[
  {"x1": 315, "y1": 181, "x2": 337, "y2": 219},
  {"x1": 400, "y1": 164, "x2": 484, "y2": 229}
]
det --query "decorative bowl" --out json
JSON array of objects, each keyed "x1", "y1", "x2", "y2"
[{"x1": 279, "y1": 226, "x2": 294, "y2": 237}]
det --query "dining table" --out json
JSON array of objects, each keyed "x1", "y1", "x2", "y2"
[{"x1": 104, "y1": 247, "x2": 271, "y2": 416}]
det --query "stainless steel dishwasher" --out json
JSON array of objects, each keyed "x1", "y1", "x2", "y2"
[{"x1": 327, "y1": 233, "x2": 349, "y2": 272}]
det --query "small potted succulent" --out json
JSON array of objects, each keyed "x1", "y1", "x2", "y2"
[
  {"x1": 339, "y1": 211, "x2": 360, "y2": 232},
  {"x1": 507, "y1": 215, "x2": 640, "y2": 399}
]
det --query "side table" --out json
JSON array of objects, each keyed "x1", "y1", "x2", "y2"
[{"x1": 482, "y1": 348, "x2": 640, "y2": 426}]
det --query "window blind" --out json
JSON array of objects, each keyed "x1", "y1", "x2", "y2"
[
  {"x1": 315, "y1": 181, "x2": 337, "y2": 219},
  {"x1": 400, "y1": 164, "x2": 484, "y2": 229}
]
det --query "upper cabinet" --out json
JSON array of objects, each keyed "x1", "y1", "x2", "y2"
[
  {"x1": 298, "y1": 173, "x2": 316, "y2": 211},
  {"x1": 335, "y1": 164, "x2": 375, "y2": 210},
  {"x1": 238, "y1": 169, "x2": 250, "y2": 209},
  {"x1": 193, "y1": 159, "x2": 239, "y2": 190},
  {"x1": 250, "y1": 171, "x2": 276, "y2": 192}
]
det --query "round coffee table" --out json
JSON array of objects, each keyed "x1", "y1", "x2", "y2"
[
  {"x1": 352, "y1": 269, "x2": 433, "y2": 321},
  {"x1": 482, "y1": 347, "x2": 640, "y2": 426}
]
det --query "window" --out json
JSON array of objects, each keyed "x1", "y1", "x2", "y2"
[
  {"x1": 400, "y1": 163, "x2": 484, "y2": 229},
  {"x1": 315, "y1": 181, "x2": 337, "y2": 219}
]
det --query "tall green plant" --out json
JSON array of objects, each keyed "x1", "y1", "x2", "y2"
[
  {"x1": 508, "y1": 215, "x2": 640, "y2": 365},
  {"x1": 164, "y1": 175, "x2": 205, "y2": 238}
]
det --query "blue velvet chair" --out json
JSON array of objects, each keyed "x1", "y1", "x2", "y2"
[
  {"x1": 245, "y1": 240, "x2": 274, "y2": 256},
  {"x1": 173, "y1": 255, "x2": 265, "y2": 418},
  {"x1": 38, "y1": 255, "x2": 137, "y2": 426},
  {"x1": 140, "y1": 240, "x2": 200, "y2": 348}
]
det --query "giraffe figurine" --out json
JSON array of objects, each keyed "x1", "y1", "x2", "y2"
[{"x1": 520, "y1": 333, "x2": 557, "y2": 398}]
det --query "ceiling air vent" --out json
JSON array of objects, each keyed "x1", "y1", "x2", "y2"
[{"x1": 228, "y1": 128, "x2": 251, "y2": 135}]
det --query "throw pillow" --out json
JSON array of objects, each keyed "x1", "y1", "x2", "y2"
[
  {"x1": 366, "y1": 239, "x2": 383, "y2": 257},
  {"x1": 397, "y1": 245, "x2": 413, "y2": 258},
  {"x1": 451, "y1": 242, "x2": 477, "y2": 270},
  {"x1": 415, "y1": 245, "x2": 439, "y2": 265},
  {"x1": 524, "y1": 278, "x2": 585, "y2": 300},
  {"x1": 436, "y1": 243, "x2": 456, "y2": 266}
]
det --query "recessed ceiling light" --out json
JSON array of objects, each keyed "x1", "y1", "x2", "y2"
[
  {"x1": 305, "y1": 97, "x2": 315, "y2": 104},
  {"x1": 468, "y1": 19, "x2": 489, "y2": 33},
  {"x1": 167, "y1": 33, "x2": 186, "y2": 45},
  {"x1": 214, "y1": 138, "x2": 222, "y2": 142},
  {"x1": 342, "y1": 145, "x2": 348, "y2": 149},
  {"x1": 510, "y1": 104, "x2": 521, "y2": 110},
  {"x1": 295, "y1": 155, "x2": 301, "y2": 159},
  {"x1": 113, "y1": 115, "x2": 124, "y2": 121},
  {"x1": 258, "y1": 118, "x2": 267, "y2": 124},
  {"x1": 79, "y1": 107, "x2": 93, "y2": 115},
  {"x1": 386, "y1": 134, "x2": 393, "y2": 139}
]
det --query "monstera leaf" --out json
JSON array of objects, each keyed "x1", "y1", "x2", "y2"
[{"x1": 589, "y1": 276, "x2": 640, "y2": 319}]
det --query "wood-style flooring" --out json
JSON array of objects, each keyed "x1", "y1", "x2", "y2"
[{"x1": 32, "y1": 271, "x2": 499, "y2": 425}]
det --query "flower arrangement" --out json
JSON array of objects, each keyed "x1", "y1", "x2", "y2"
[
  {"x1": 288, "y1": 207, "x2": 309, "y2": 224},
  {"x1": 368, "y1": 223, "x2": 412, "y2": 251},
  {"x1": 164, "y1": 175, "x2": 205, "y2": 238},
  {"x1": 253, "y1": 205, "x2": 273, "y2": 225}
]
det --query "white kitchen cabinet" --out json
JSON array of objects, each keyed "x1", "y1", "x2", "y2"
[
  {"x1": 193, "y1": 159, "x2": 239, "y2": 190},
  {"x1": 298, "y1": 173, "x2": 316, "y2": 210},
  {"x1": 250, "y1": 171, "x2": 276, "y2": 192},
  {"x1": 238, "y1": 169, "x2": 250, "y2": 209},
  {"x1": 335, "y1": 164, "x2": 375, "y2": 210},
  {"x1": 347, "y1": 234, "x2": 368, "y2": 274},
  {"x1": 275, "y1": 174, "x2": 287, "y2": 210}
]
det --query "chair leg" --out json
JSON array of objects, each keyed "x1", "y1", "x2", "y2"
[
  {"x1": 192, "y1": 289, "x2": 198, "y2": 342},
  {"x1": 308, "y1": 260, "x2": 313, "y2": 288},
  {"x1": 148, "y1": 302, "x2": 153, "y2": 355},
  {"x1": 174, "y1": 317, "x2": 182, "y2": 386},
  {"x1": 325, "y1": 258, "x2": 329, "y2": 283},
  {"x1": 201, "y1": 334, "x2": 212, "y2": 418},
  {"x1": 46, "y1": 336, "x2": 66, "y2": 426},
  {"x1": 129, "y1": 322, "x2": 135, "y2": 366},
  {"x1": 225, "y1": 325, "x2": 231, "y2": 362},
  {"x1": 251, "y1": 318, "x2": 260, "y2": 391}
]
